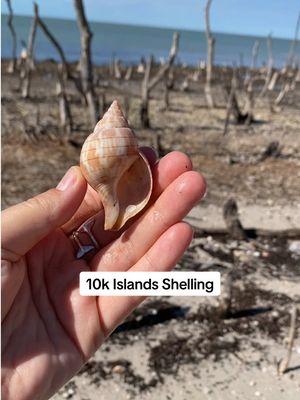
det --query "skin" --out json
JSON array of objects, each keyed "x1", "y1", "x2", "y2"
[{"x1": 1, "y1": 150, "x2": 206, "y2": 400}]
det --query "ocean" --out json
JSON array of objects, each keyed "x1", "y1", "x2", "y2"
[{"x1": 1, "y1": 14, "x2": 296, "y2": 68}]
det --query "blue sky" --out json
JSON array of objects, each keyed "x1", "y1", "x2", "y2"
[{"x1": 1, "y1": 0, "x2": 299, "y2": 39}]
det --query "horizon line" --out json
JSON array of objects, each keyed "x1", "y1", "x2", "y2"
[{"x1": 1, "y1": 12, "x2": 294, "y2": 42}]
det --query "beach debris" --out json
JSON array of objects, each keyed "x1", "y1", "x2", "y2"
[
  {"x1": 277, "y1": 305, "x2": 298, "y2": 375},
  {"x1": 204, "y1": 0, "x2": 215, "y2": 108},
  {"x1": 112, "y1": 364, "x2": 126, "y2": 374},
  {"x1": 288, "y1": 240, "x2": 300, "y2": 256},
  {"x1": 223, "y1": 198, "x2": 247, "y2": 240}
]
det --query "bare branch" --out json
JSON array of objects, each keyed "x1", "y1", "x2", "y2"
[
  {"x1": 5, "y1": 0, "x2": 17, "y2": 73},
  {"x1": 148, "y1": 32, "x2": 179, "y2": 91},
  {"x1": 278, "y1": 306, "x2": 298, "y2": 375},
  {"x1": 260, "y1": 33, "x2": 273, "y2": 96},
  {"x1": 21, "y1": 6, "x2": 38, "y2": 98},
  {"x1": 204, "y1": 0, "x2": 215, "y2": 108},
  {"x1": 34, "y1": 3, "x2": 70, "y2": 78},
  {"x1": 73, "y1": 0, "x2": 99, "y2": 126}
]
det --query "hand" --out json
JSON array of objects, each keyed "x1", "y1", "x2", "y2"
[{"x1": 1, "y1": 150, "x2": 206, "y2": 400}]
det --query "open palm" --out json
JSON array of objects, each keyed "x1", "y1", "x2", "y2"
[{"x1": 2, "y1": 151, "x2": 206, "y2": 400}]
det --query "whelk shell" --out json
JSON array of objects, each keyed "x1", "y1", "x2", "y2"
[{"x1": 80, "y1": 100, "x2": 153, "y2": 230}]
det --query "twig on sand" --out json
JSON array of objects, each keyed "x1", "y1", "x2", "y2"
[{"x1": 277, "y1": 305, "x2": 298, "y2": 375}]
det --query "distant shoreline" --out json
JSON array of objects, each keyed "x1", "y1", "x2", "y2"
[
  {"x1": 1, "y1": 13, "x2": 294, "y2": 41},
  {"x1": 2, "y1": 14, "x2": 295, "y2": 68}
]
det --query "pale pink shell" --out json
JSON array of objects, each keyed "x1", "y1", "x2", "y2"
[{"x1": 80, "y1": 100, "x2": 153, "y2": 230}]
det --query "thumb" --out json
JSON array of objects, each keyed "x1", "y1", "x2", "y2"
[{"x1": 1, "y1": 166, "x2": 87, "y2": 260}]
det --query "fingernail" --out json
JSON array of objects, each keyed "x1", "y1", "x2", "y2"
[
  {"x1": 202, "y1": 187, "x2": 208, "y2": 199},
  {"x1": 56, "y1": 167, "x2": 77, "y2": 191}
]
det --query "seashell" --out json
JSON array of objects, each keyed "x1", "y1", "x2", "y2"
[{"x1": 80, "y1": 100, "x2": 153, "y2": 231}]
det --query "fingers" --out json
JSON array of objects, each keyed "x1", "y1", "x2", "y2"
[
  {"x1": 91, "y1": 170, "x2": 206, "y2": 271},
  {"x1": 62, "y1": 146, "x2": 157, "y2": 234},
  {"x1": 97, "y1": 222, "x2": 193, "y2": 336},
  {"x1": 67, "y1": 151, "x2": 195, "y2": 257},
  {"x1": 1, "y1": 167, "x2": 87, "y2": 261}
]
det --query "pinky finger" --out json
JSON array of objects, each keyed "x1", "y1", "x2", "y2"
[{"x1": 97, "y1": 222, "x2": 193, "y2": 337}]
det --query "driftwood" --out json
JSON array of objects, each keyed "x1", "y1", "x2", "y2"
[
  {"x1": 21, "y1": 6, "x2": 38, "y2": 98},
  {"x1": 140, "y1": 32, "x2": 179, "y2": 127},
  {"x1": 140, "y1": 55, "x2": 153, "y2": 128},
  {"x1": 114, "y1": 59, "x2": 122, "y2": 80},
  {"x1": 217, "y1": 272, "x2": 233, "y2": 318},
  {"x1": 163, "y1": 68, "x2": 175, "y2": 109},
  {"x1": 278, "y1": 306, "x2": 298, "y2": 375},
  {"x1": 223, "y1": 198, "x2": 247, "y2": 240},
  {"x1": 56, "y1": 65, "x2": 73, "y2": 135},
  {"x1": 73, "y1": 0, "x2": 99, "y2": 126},
  {"x1": 260, "y1": 33, "x2": 273, "y2": 96},
  {"x1": 223, "y1": 68, "x2": 250, "y2": 135},
  {"x1": 98, "y1": 92, "x2": 106, "y2": 117},
  {"x1": 250, "y1": 40, "x2": 260, "y2": 70},
  {"x1": 148, "y1": 32, "x2": 179, "y2": 91},
  {"x1": 124, "y1": 65, "x2": 133, "y2": 81},
  {"x1": 5, "y1": 0, "x2": 17, "y2": 73},
  {"x1": 33, "y1": 3, "x2": 70, "y2": 78},
  {"x1": 180, "y1": 76, "x2": 190, "y2": 92},
  {"x1": 193, "y1": 226, "x2": 300, "y2": 239},
  {"x1": 204, "y1": 0, "x2": 215, "y2": 108}
]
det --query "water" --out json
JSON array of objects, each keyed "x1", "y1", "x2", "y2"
[{"x1": 1, "y1": 14, "x2": 296, "y2": 68}]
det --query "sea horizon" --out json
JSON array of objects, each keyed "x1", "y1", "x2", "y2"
[{"x1": 2, "y1": 14, "x2": 297, "y2": 68}]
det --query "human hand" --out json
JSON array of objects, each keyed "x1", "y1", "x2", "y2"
[{"x1": 1, "y1": 150, "x2": 206, "y2": 400}]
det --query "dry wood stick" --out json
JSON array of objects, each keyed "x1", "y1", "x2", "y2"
[
  {"x1": 73, "y1": 0, "x2": 99, "y2": 126},
  {"x1": 56, "y1": 65, "x2": 73, "y2": 135},
  {"x1": 5, "y1": 0, "x2": 17, "y2": 73},
  {"x1": 251, "y1": 40, "x2": 260, "y2": 70},
  {"x1": 148, "y1": 32, "x2": 179, "y2": 91},
  {"x1": 140, "y1": 55, "x2": 153, "y2": 128},
  {"x1": 34, "y1": 3, "x2": 70, "y2": 76},
  {"x1": 260, "y1": 33, "x2": 273, "y2": 96},
  {"x1": 21, "y1": 6, "x2": 38, "y2": 98},
  {"x1": 278, "y1": 306, "x2": 298, "y2": 375},
  {"x1": 204, "y1": 0, "x2": 215, "y2": 108}
]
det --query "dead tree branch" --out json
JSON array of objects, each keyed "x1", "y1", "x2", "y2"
[
  {"x1": 5, "y1": 0, "x2": 17, "y2": 73},
  {"x1": 223, "y1": 68, "x2": 250, "y2": 135},
  {"x1": 56, "y1": 65, "x2": 73, "y2": 135},
  {"x1": 34, "y1": 3, "x2": 70, "y2": 77},
  {"x1": 223, "y1": 198, "x2": 247, "y2": 240},
  {"x1": 148, "y1": 32, "x2": 179, "y2": 91},
  {"x1": 278, "y1": 306, "x2": 298, "y2": 375},
  {"x1": 140, "y1": 32, "x2": 179, "y2": 127},
  {"x1": 251, "y1": 40, "x2": 260, "y2": 70},
  {"x1": 204, "y1": 0, "x2": 215, "y2": 108},
  {"x1": 217, "y1": 272, "x2": 233, "y2": 318},
  {"x1": 260, "y1": 33, "x2": 273, "y2": 96},
  {"x1": 21, "y1": 5, "x2": 38, "y2": 98},
  {"x1": 73, "y1": 0, "x2": 99, "y2": 126},
  {"x1": 140, "y1": 55, "x2": 153, "y2": 128}
]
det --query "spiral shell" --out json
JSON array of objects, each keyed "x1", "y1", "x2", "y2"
[{"x1": 80, "y1": 100, "x2": 153, "y2": 230}]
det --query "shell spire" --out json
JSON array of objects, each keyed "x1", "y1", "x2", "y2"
[
  {"x1": 80, "y1": 100, "x2": 153, "y2": 231},
  {"x1": 95, "y1": 100, "x2": 129, "y2": 130}
]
